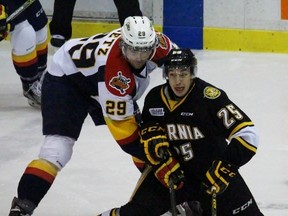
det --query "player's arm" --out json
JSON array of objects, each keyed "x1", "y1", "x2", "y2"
[
  {"x1": 202, "y1": 120, "x2": 257, "y2": 194},
  {"x1": 207, "y1": 89, "x2": 259, "y2": 167},
  {"x1": 139, "y1": 121, "x2": 185, "y2": 190},
  {"x1": 215, "y1": 96, "x2": 259, "y2": 167},
  {"x1": 139, "y1": 88, "x2": 185, "y2": 189},
  {"x1": 139, "y1": 87, "x2": 168, "y2": 165},
  {"x1": 104, "y1": 115, "x2": 144, "y2": 159},
  {"x1": 151, "y1": 33, "x2": 178, "y2": 67},
  {"x1": 223, "y1": 120, "x2": 259, "y2": 166},
  {"x1": 203, "y1": 89, "x2": 259, "y2": 194}
]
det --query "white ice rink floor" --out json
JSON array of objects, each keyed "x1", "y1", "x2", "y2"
[{"x1": 1, "y1": 40, "x2": 288, "y2": 215}]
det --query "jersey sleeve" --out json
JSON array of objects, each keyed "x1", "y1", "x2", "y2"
[
  {"x1": 97, "y1": 41, "x2": 146, "y2": 159},
  {"x1": 204, "y1": 86, "x2": 259, "y2": 167},
  {"x1": 97, "y1": 81, "x2": 144, "y2": 159},
  {"x1": 151, "y1": 32, "x2": 178, "y2": 67},
  {"x1": 104, "y1": 115, "x2": 144, "y2": 159}
]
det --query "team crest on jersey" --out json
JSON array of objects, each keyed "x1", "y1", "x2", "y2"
[
  {"x1": 109, "y1": 71, "x2": 131, "y2": 94},
  {"x1": 203, "y1": 86, "x2": 221, "y2": 99},
  {"x1": 149, "y1": 108, "x2": 165, "y2": 116}
]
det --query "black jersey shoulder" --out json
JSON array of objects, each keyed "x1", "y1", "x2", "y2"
[
  {"x1": 194, "y1": 78, "x2": 229, "y2": 103},
  {"x1": 147, "y1": 84, "x2": 164, "y2": 96}
]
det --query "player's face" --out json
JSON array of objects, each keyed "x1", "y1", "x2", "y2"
[
  {"x1": 124, "y1": 47, "x2": 153, "y2": 69},
  {"x1": 167, "y1": 67, "x2": 193, "y2": 97}
]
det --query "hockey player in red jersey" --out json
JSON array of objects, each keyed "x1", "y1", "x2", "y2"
[
  {"x1": 98, "y1": 49, "x2": 264, "y2": 216},
  {"x1": 8, "y1": 16, "x2": 177, "y2": 216},
  {"x1": 0, "y1": 0, "x2": 48, "y2": 107}
]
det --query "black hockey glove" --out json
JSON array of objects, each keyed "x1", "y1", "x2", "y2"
[
  {"x1": 154, "y1": 150, "x2": 185, "y2": 190},
  {"x1": 140, "y1": 122, "x2": 169, "y2": 165},
  {"x1": 0, "y1": 4, "x2": 10, "y2": 41},
  {"x1": 202, "y1": 159, "x2": 238, "y2": 195}
]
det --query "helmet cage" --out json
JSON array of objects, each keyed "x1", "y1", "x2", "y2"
[{"x1": 120, "y1": 39, "x2": 158, "y2": 53}]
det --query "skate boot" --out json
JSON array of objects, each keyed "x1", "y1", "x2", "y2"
[
  {"x1": 22, "y1": 80, "x2": 42, "y2": 108},
  {"x1": 8, "y1": 197, "x2": 36, "y2": 216}
]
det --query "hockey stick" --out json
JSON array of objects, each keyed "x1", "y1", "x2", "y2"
[
  {"x1": 211, "y1": 186, "x2": 217, "y2": 216},
  {"x1": 169, "y1": 179, "x2": 177, "y2": 216},
  {"x1": 6, "y1": 0, "x2": 36, "y2": 22}
]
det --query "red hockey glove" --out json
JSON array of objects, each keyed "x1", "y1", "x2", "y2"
[
  {"x1": 140, "y1": 122, "x2": 169, "y2": 165},
  {"x1": 0, "y1": 4, "x2": 10, "y2": 41},
  {"x1": 202, "y1": 160, "x2": 238, "y2": 195},
  {"x1": 154, "y1": 150, "x2": 185, "y2": 190}
]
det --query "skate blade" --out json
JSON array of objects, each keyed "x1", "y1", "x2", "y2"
[{"x1": 28, "y1": 99, "x2": 41, "y2": 109}]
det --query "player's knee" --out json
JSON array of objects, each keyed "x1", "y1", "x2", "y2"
[
  {"x1": 11, "y1": 20, "x2": 36, "y2": 56},
  {"x1": 36, "y1": 26, "x2": 48, "y2": 46},
  {"x1": 39, "y1": 135, "x2": 75, "y2": 170}
]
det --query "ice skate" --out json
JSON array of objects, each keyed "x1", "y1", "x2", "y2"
[
  {"x1": 22, "y1": 80, "x2": 41, "y2": 108},
  {"x1": 8, "y1": 197, "x2": 36, "y2": 216}
]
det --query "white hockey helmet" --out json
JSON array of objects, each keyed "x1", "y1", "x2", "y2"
[{"x1": 121, "y1": 16, "x2": 158, "y2": 51}]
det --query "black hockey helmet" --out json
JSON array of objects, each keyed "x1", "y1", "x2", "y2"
[{"x1": 164, "y1": 48, "x2": 197, "y2": 77}]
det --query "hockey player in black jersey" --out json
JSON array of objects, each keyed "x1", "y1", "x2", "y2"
[{"x1": 98, "y1": 49, "x2": 264, "y2": 216}]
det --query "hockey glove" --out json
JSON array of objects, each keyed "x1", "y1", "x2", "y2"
[
  {"x1": 154, "y1": 150, "x2": 185, "y2": 190},
  {"x1": 0, "y1": 4, "x2": 10, "y2": 41},
  {"x1": 202, "y1": 159, "x2": 238, "y2": 195},
  {"x1": 140, "y1": 122, "x2": 169, "y2": 165}
]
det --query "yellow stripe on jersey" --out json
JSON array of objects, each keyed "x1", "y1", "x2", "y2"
[
  {"x1": 104, "y1": 116, "x2": 139, "y2": 143},
  {"x1": 167, "y1": 99, "x2": 178, "y2": 109},
  {"x1": 132, "y1": 156, "x2": 144, "y2": 164},
  {"x1": 235, "y1": 136, "x2": 257, "y2": 153},
  {"x1": 111, "y1": 208, "x2": 118, "y2": 216},
  {"x1": 160, "y1": 84, "x2": 195, "y2": 111},
  {"x1": 228, "y1": 122, "x2": 254, "y2": 139}
]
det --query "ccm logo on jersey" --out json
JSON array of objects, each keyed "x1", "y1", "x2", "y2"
[
  {"x1": 149, "y1": 108, "x2": 165, "y2": 116},
  {"x1": 181, "y1": 112, "x2": 193, "y2": 116},
  {"x1": 109, "y1": 71, "x2": 131, "y2": 94},
  {"x1": 232, "y1": 198, "x2": 253, "y2": 214}
]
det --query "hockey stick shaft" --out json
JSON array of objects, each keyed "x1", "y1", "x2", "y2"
[
  {"x1": 169, "y1": 179, "x2": 177, "y2": 216},
  {"x1": 211, "y1": 186, "x2": 217, "y2": 216},
  {"x1": 7, "y1": 0, "x2": 36, "y2": 22}
]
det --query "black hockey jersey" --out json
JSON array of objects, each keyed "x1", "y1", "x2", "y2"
[{"x1": 141, "y1": 78, "x2": 259, "y2": 182}]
